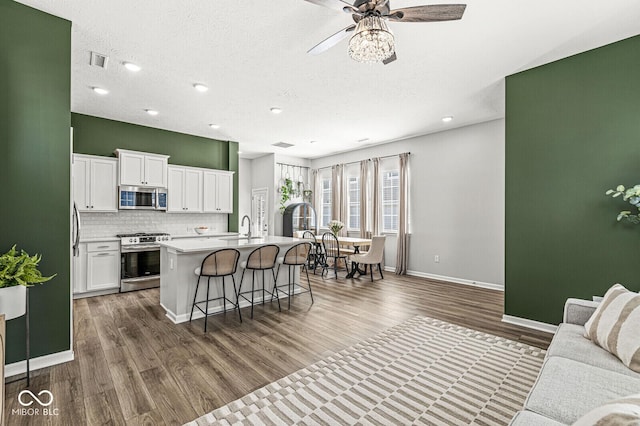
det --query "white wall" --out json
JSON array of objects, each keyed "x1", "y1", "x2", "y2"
[
  {"x1": 250, "y1": 154, "x2": 276, "y2": 235},
  {"x1": 310, "y1": 119, "x2": 505, "y2": 287},
  {"x1": 238, "y1": 158, "x2": 252, "y2": 232}
]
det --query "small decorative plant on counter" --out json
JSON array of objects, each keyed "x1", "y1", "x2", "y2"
[
  {"x1": 328, "y1": 220, "x2": 344, "y2": 236},
  {"x1": 605, "y1": 184, "x2": 640, "y2": 224},
  {"x1": 0, "y1": 245, "x2": 56, "y2": 288}
]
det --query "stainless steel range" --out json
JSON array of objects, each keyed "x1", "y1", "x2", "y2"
[{"x1": 117, "y1": 232, "x2": 171, "y2": 292}]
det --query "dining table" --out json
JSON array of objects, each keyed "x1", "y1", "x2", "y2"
[{"x1": 335, "y1": 236, "x2": 372, "y2": 278}]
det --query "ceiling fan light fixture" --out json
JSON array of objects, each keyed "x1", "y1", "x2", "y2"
[{"x1": 348, "y1": 16, "x2": 395, "y2": 64}]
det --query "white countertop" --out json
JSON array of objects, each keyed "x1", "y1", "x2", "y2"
[
  {"x1": 170, "y1": 232, "x2": 238, "y2": 239},
  {"x1": 159, "y1": 236, "x2": 301, "y2": 253},
  {"x1": 79, "y1": 236, "x2": 121, "y2": 243}
]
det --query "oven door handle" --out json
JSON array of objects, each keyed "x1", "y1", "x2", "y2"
[
  {"x1": 121, "y1": 245, "x2": 161, "y2": 253},
  {"x1": 121, "y1": 276, "x2": 160, "y2": 284}
]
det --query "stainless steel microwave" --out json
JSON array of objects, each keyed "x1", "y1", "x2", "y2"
[{"x1": 118, "y1": 186, "x2": 167, "y2": 210}]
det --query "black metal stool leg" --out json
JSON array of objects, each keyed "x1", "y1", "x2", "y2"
[
  {"x1": 231, "y1": 275, "x2": 242, "y2": 323},
  {"x1": 305, "y1": 265, "x2": 314, "y2": 303},
  {"x1": 204, "y1": 278, "x2": 211, "y2": 332},
  {"x1": 272, "y1": 268, "x2": 281, "y2": 312},
  {"x1": 190, "y1": 276, "x2": 200, "y2": 322},
  {"x1": 251, "y1": 270, "x2": 255, "y2": 319},
  {"x1": 222, "y1": 276, "x2": 226, "y2": 314},
  {"x1": 288, "y1": 266, "x2": 292, "y2": 310}
]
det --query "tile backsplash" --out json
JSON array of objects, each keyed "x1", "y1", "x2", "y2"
[{"x1": 80, "y1": 211, "x2": 228, "y2": 238}]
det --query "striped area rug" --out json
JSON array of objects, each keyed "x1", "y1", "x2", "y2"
[{"x1": 186, "y1": 316, "x2": 546, "y2": 426}]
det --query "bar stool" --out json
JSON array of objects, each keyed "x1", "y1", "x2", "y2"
[
  {"x1": 237, "y1": 244, "x2": 281, "y2": 319},
  {"x1": 190, "y1": 248, "x2": 241, "y2": 332},
  {"x1": 273, "y1": 242, "x2": 314, "y2": 309}
]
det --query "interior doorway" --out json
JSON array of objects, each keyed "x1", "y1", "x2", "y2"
[{"x1": 251, "y1": 188, "x2": 268, "y2": 236}]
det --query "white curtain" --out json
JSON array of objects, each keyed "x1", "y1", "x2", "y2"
[
  {"x1": 331, "y1": 164, "x2": 347, "y2": 236},
  {"x1": 395, "y1": 153, "x2": 410, "y2": 274},
  {"x1": 359, "y1": 160, "x2": 369, "y2": 238},
  {"x1": 311, "y1": 169, "x2": 320, "y2": 233},
  {"x1": 370, "y1": 157, "x2": 380, "y2": 238}
]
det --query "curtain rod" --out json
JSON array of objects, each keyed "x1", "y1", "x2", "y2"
[{"x1": 313, "y1": 152, "x2": 410, "y2": 171}]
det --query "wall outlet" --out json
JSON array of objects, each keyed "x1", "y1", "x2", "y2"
[{"x1": 434, "y1": 255, "x2": 440, "y2": 263}]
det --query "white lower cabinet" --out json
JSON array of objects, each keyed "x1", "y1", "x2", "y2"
[{"x1": 74, "y1": 241, "x2": 120, "y2": 296}]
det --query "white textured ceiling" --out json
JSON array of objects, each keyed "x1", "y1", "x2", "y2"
[{"x1": 16, "y1": 0, "x2": 640, "y2": 159}]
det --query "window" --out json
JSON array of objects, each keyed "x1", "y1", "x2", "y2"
[
  {"x1": 382, "y1": 170, "x2": 399, "y2": 232},
  {"x1": 348, "y1": 176, "x2": 360, "y2": 230},
  {"x1": 321, "y1": 178, "x2": 331, "y2": 227}
]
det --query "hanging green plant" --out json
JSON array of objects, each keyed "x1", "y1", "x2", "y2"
[{"x1": 279, "y1": 178, "x2": 294, "y2": 212}]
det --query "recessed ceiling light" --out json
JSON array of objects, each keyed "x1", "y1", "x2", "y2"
[
  {"x1": 357, "y1": 138, "x2": 370, "y2": 143},
  {"x1": 442, "y1": 116, "x2": 453, "y2": 123},
  {"x1": 145, "y1": 109, "x2": 158, "y2": 116},
  {"x1": 123, "y1": 62, "x2": 141, "y2": 72},
  {"x1": 92, "y1": 87, "x2": 109, "y2": 95},
  {"x1": 208, "y1": 124, "x2": 220, "y2": 129},
  {"x1": 270, "y1": 107, "x2": 283, "y2": 114},
  {"x1": 193, "y1": 83, "x2": 208, "y2": 92}
]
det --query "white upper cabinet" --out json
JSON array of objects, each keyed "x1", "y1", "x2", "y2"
[
  {"x1": 73, "y1": 154, "x2": 118, "y2": 212},
  {"x1": 167, "y1": 166, "x2": 203, "y2": 213},
  {"x1": 203, "y1": 170, "x2": 234, "y2": 213},
  {"x1": 116, "y1": 149, "x2": 169, "y2": 187}
]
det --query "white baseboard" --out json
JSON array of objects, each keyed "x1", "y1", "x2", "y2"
[
  {"x1": 392, "y1": 267, "x2": 504, "y2": 291},
  {"x1": 502, "y1": 315, "x2": 558, "y2": 334},
  {"x1": 5, "y1": 349, "x2": 74, "y2": 378}
]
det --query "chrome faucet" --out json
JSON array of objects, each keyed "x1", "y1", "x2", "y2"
[{"x1": 241, "y1": 215, "x2": 252, "y2": 239}]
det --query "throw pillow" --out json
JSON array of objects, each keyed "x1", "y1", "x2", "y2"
[
  {"x1": 583, "y1": 283, "x2": 640, "y2": 372},
  {"x1": 573, "y1": 394, "x2": 640, "y2": 425}
]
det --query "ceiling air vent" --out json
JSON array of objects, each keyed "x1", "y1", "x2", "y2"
[
  {"x1": 272, "y1": 142, "x2": 295, "y2": 149},
  {"x1": 90, "y1": 51, "x2": 109, "y2": 69}
]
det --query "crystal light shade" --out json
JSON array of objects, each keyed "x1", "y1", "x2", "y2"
[{"x1": 348, "y1": 16, "x2": 395, "y2": 64}]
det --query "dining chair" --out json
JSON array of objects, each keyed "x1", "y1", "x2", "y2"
[
  {"x1": 348, "y1": 235, "x2": 386, "y2": 281},
  {"x1": 321, "y1": 232, "x2": 350, "y2": 279},
  {"x1": 301, "y1": 230, "x2": 323, "y2": 274},
  {"x1": 237, "y1": 244, "x2": 281, "y2": 319},
  {"x1": 273, "y1": 242, "x2": 314, "y2": 309},
  {"x1": 190, "y1": 248, "x2": 241, "y2": 331}
]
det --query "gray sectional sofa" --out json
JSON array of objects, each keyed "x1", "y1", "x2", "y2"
[{"x1": 510, "y1": 298, "x2": 640, "y2": 425}]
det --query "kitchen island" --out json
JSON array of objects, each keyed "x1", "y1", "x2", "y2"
[{"x1": 159, "y1": 236, "x2": 303, "y2": 323}]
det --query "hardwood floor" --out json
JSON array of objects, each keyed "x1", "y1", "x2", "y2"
[{"x1": 4, "y1": 273, "x2": 552, "y2": 425}]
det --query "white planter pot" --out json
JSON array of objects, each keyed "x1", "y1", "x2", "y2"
[{"x1": 0, "y1": 285, "x2": 27, "y2": 320}]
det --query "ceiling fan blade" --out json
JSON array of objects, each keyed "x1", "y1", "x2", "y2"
[
  {"x1": 307, "y1": 25, "x2": 357, "y2": 55},
  {"x1": 387, "y1": 4, "x2": 466, "y2": 22},
  {"x1": 352, "y1": 13, "x2": 363, "y2": 23},
  {"x1": 382, "y1": 52, "x2": 397, "y2": 65},
  {"x1": 302, "y1": 0, "x2": 358, "y2": 14}
]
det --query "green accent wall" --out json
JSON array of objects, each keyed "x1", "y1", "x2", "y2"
[
  {"x1": 228, "y1": 141, "x2": 239, "y2": 232},
  {"x1": 0, "y1": 2, "x2": 71, "y2": 362},
  {"x1": 71, "y1": 113, "x2": 239, "y2": 231},
  {"x1": 505, "y1": 35, "x2": 640, "y2": 325}
]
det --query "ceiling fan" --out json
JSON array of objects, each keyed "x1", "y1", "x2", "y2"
[{"x1": 304, "y1": 0, "x2": 466, "y2": 64}]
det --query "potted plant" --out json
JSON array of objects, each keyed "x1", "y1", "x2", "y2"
[
  {"x1": 605, "y1": 184, "x2": 640, "y2": 224},
  {"x1": 279, "y1": 178, "x2": 294, "y2": 213},
  {"x1": 0, "y1": 245, "x2": 55, "y2": 320},
  {"x1": 328, "y1": 220, "x2": 345, "y2": 236}
]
